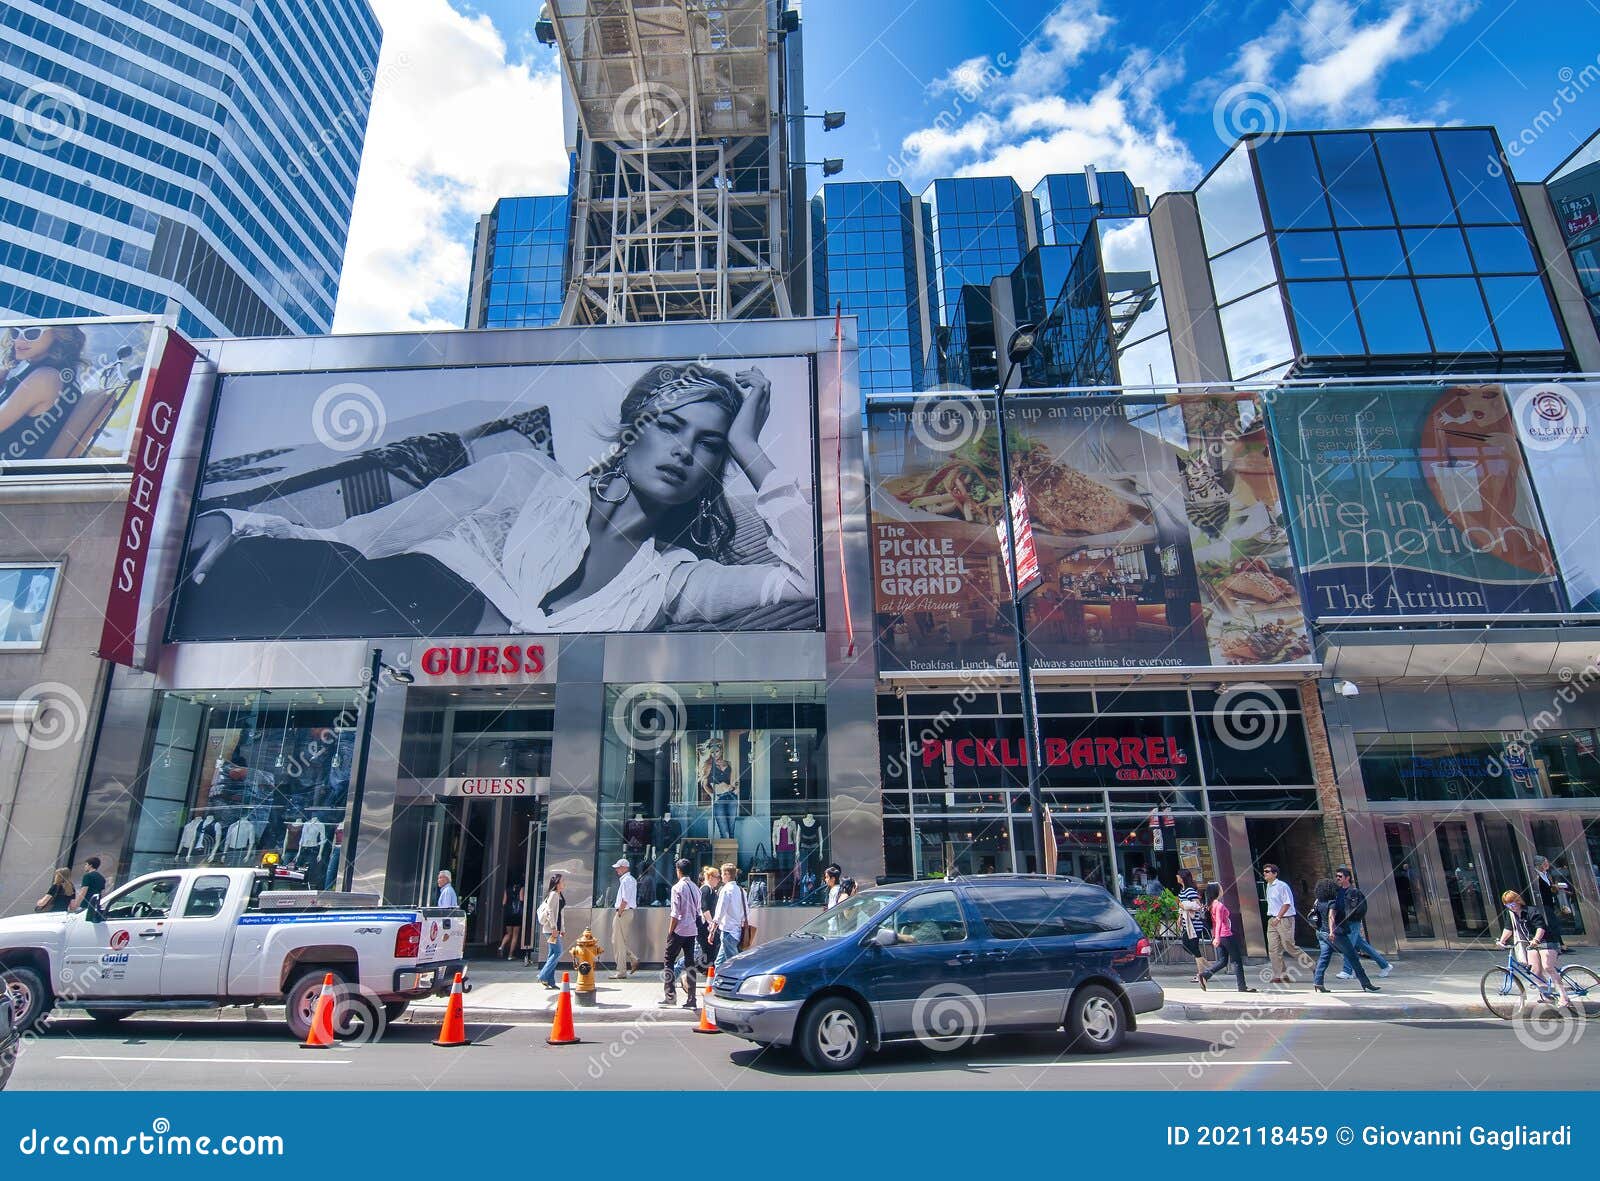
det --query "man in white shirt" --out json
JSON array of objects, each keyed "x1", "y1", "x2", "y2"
[
  {"x1": 611, "y1": 857, "x2": 639, "y2": 978},
  {"x1": 1263, "y1": 864, "x2": 1308, "y2": 982},
  {"x1": 712, "y1": 862, "x2": 750, "y2": 972},
  {"x1": 436, "y1": 870, "x2": 459, "y2": 909}
]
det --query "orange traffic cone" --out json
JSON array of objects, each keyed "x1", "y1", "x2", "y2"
[
  {"x1": 693, "y1": 966, "x2": 720, "y2": 1035},
  {"x1": 546, "y1": 971, "x2": 580, "y2": 1046},
  {"x1": 433, "y1": 972, "x2": 470, "y2": 1047},
  {"x1": 301, "y1": 972, "x2": 337, "y2": 1049}
]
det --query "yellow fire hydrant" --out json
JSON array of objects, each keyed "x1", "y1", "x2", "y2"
[{"x1": 569, "y1": 928, "x2": 604, "y2": 1006}]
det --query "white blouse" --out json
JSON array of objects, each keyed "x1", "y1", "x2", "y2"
[{"x1": 220, "y1": 449, "x2": 812, "y2": 631}]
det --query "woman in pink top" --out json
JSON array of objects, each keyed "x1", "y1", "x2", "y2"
[{"x1": 1198, "y1": 882, "x2": 1257, "y2": 993}]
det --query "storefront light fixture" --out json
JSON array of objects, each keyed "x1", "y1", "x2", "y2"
[{"x1": 1335, "y1": 679, "x2": 1360, "y2": 697}]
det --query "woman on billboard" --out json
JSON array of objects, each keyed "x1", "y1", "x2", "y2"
[
  {"x1": 180, "y1": 363, "x2": 812, "y2": 635},
  {"x1": 0, "y1": 324, "x2": 85, "y2": 460}
]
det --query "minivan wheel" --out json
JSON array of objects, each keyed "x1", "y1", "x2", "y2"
[
  {"x1": 1067, "y1": 984, "x2": 1125, "y2": 1053},
  {"x1": 797, "y1": 997, "x2": 868, "y2": 1071}
]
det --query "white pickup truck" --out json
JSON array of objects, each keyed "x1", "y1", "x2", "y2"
[{"x1": 0, "y1": 867, "x2": 466, "y2": 1041}]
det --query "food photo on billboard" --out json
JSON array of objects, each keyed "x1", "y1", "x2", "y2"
[
  {"x1": 167, "y1": 357, "x2": 819, "y2": 640},
  {"x1": 0, "y1": 316, "x2": 159, "y2": 467},
  {"x1": 1269, "y1": 383, "x2": 1563, "y2": 619},
  {"x1": 867, "y1": 392, "x2": 1310, "y2": 673}
]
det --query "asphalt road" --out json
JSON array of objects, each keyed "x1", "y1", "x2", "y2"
[{"x1": 5, "y1": 1012, "x2": 1599, "y2": 1090}]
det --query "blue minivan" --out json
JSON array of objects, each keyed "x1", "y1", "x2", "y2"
[{"x1": 710, "y1": 874, "x2": 1163, "y2": 1070}]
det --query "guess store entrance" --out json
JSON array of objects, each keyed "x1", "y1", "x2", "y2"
[{"x1": 383, "y1": 645, "x2": 555, "y2": 953}]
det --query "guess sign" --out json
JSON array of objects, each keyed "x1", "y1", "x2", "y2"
[
  {"x1": 440, "y1": 776, "x2": 548, "y2": 797},
  {"x1": 415, "y1": 643, "x2": 551, "y2": 682}
]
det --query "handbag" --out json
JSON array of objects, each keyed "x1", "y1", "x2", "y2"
[
  {"x1": 738, "y1": 885, "x2": 758, "y2": 951},
  {"x1": 750, "y1": 843, "x2": 772, "y2": 874}
]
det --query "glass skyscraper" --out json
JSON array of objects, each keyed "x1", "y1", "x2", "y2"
[
  {"x1": 466, "y1": 195, "x2": 571, "y2": 329},
  {"x1": 0, "y1": 0, "x2": 382, "y2": 338}
]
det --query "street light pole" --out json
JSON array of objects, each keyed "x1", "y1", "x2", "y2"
[{"x1": 992, "y1": 325, "x2": 1047, "y2": 874}]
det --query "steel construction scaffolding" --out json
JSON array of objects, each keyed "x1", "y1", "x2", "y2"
[{"x1": 546, "y1": 0, "x2": 795, "y2": 324}]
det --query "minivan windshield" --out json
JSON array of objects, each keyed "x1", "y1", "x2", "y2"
[{"x1": 794, "y1": 889, "x2": 902, "y2": 939}]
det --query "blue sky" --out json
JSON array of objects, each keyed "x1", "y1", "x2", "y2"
[{"x1": 335, "y1": 0, "x2": 1600, "y2": 332}]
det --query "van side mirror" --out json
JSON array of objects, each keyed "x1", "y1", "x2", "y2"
[{"x1": 870, "y1": 926, "x2": 899, "y2": 948}]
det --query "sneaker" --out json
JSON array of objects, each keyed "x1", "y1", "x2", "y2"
[
  {"x1": 1379, "y1": 965, "x2": 1393, "y2": 978},
  {"x1": 1335, "y1": 971, "x2": 1352, "y2": 980},
  {"x1": 658, "y1": 998, "x2": 679, "y2": 1007},
  {"x1": 681, "y1": 1001, "x2": 697, "y2": 1011}
]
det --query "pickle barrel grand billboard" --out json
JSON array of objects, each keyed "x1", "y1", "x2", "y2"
[{"x1": 867, "y1": 393, "x2": 1312, "y2": 674}]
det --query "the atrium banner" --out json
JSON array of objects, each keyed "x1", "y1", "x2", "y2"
[
  {"x1": 867, "y1": 393, "x2": 1311, "y2": 673},
  {"x1": 1509, "y1": 380, "x2": 1600, "y2": 611},
  {"x1": 1269, "y1": 384, "x2": 1562, "y2": 619},
  {"x1": 168, "y1": 357, "x2": 818, "y2": 640}
]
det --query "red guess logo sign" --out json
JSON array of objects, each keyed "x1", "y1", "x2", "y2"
[{"x1": 417, "y1": 644, "x2": 547, "y2": 679}]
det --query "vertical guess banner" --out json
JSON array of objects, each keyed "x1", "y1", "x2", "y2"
[{"x1": 98, "y1": 329, "x2": 200, "y2": 667}]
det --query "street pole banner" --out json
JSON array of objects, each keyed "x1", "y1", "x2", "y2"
[
  {"x1": 1508, "y1": 380, "x2": 1600, "y2": 611},
  {"x1": 996, "y1": 484, "x2": 1042, "y2": 596},
  {"x1": 1269, "y1": 383, "x2": 1562, "y2": 618}
]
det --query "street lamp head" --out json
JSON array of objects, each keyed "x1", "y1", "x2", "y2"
[
  {"x1": 820, "y1": 157, "x2": 844, "y2": 177},
  {"x1": 822, "y1": 110, "x2": 846, "y2": 131},
  {"x1": 1006, "y1": 323, "x2": 1038, "y2": 363}
]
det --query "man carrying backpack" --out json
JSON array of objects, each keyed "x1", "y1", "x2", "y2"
[{"x1": 1335, "y1": 866, "x2": 1394, "y2": 980}]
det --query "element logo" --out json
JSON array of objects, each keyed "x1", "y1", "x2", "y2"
[
  {"x1": 1514, "y1": 384, "x2": 1588, "y2": 452},
  {"x1": 109, "y1": 930, "x2": 130, "y2": 951}
]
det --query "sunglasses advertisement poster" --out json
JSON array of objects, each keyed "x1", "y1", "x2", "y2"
[
  {"x1": 168, "y1": 357, "x2": 819, "y2": 640},
  {"x1": 0, "y1": 317, "x2": 160, "y2": 467},
  {"x1": 867, "y1": 392, "x2": 1311, "y2": 673}
]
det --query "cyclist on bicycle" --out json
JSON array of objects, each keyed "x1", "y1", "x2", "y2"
[{"x1": 1498, "y1": 889, "x2": 1575, "y2": 1010}]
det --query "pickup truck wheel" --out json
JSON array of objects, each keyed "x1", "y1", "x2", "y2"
[
  {"x1": 2, "y1": 966, "x2": 48, "y2": 1034},
  {"x1": 86, "y1": 1009, "x2": 136, "y2": 1028},
  {"x1": 383, "y1": 1001, "x2": 409, "y2": 1024},
  {"x1": 284, "y1": 969, "x2": 346, "y2": 1042},
  {"x1": 1067, "y1": 983, "x2": 1126, "y2": 1053},
  {"x1": 796, "y1": 997, "x2": 868, "y2": 1071}
]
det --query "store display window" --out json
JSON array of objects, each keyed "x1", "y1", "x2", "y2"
[
  {"x1": 597, "y1": 682, "x2": 828, "y2": 906},
  {"x1": 127, "y1": 689, "x2": 362, "y2": 883},
  {"x1": 1360, "y1": 730, "x2": 1600, "y2": 802}
]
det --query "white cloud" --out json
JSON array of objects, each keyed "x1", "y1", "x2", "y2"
[
  {"x1": 896, "y1": 3, "x2": 1199, "y2": 199},
  {"x1": 333, "y1": 0, "x2": 568, "y2": 334},
  {"x1": 1228, "y1": 0, "x2": 1479, "y2": 120},
  {"x1": 928, "y1": 55, "x2": 999, "y2": 99}
]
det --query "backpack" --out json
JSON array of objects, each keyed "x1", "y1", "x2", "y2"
[
  {"x1": 536, "y1": 894, "x2": 554, "y2": 929},
  {"x1": 1345, "y1": 886, "x2": 1368, "y2": 924}
]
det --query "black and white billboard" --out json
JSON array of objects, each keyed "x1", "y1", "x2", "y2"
[{"x1": 168, "y1": 357, "x2": 818, "y2": 640}]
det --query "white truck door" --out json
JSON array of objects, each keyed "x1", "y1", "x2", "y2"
[
  {"x1": 158, "y1": 873, "x2": 236, "y2": 996},
  {"x1": 61, "y1": 874, "x2": 183, "y2": 998}
]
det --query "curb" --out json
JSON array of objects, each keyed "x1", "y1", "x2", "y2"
[
  {"x1": 403, "y1": 1006, "x2": 700, "y2": 1026},
  {"x1": 1165, "y1": 1000, "x2": 1486, "y2": 1021}
]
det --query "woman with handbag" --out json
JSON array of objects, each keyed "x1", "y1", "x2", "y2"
[
  {"x1": 1532, "y1": 858, "x2": 1572, "y2": 952},
  {"x1": 536, "y1": 872, "x2": 565, "y2": 990},
  {"x1": 1176, "y1": 870, "x2": 1209, "y2": 984},
  {"x1": 713, "y1": 863, "x2": 753, "y2": 970},
  {"x1": 35, "y1": 868, "x2": 73, "y2": 913}
]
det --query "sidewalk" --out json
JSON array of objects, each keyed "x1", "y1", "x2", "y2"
[{"x1": 408, "y1": 948, "x2": 1523, "y2": 1026}]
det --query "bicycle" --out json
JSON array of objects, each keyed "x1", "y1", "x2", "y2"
[{"x1": 1480, "y1": 947, "x2": 1600, "y2": 1020}]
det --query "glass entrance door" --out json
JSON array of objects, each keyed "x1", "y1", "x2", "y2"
[
  {"x1": 1383, "y1": 820, "x2": 1436, "y2": 940},
  {"x1": 1434, "y1": 820, "x2": 1493, "y2": 940}
]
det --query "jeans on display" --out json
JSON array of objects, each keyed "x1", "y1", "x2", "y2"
[
  {"x1": 537, "y1": 935, "x2": 562, "y2": 986},
  {"x1": 713, "y1": 792, "x2": 738, "y2": 839},
  {"x1": 1316, "y1": 929, "x2": 1373, "y2": 987},
  {"x1": 1201, "y1": 932, "x2": 1248, "y2": 990},
  {"x1": 1339, "y1": 920, "x2": 1391, "y2": 973}
]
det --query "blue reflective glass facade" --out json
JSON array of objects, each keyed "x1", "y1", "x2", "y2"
[
  {"x1": 1196, "y1": 128, "x2": 1569, "y2": 377},
  {"x1": 819, "y1": 180, "x2": 930, "y2": 394},
  {"x1": 472, "y1": 195, "x2": 571, "y2": 329},
  {"x1": 1032, "y1": 170, "x2": 1143, "y2": 247},
  {"x1": 0, "y1": 0, "x2": 381, "y2": 337},
  {"x1": 923, "y1": 176, "x2": 1030, "y2": 326},
  {"x1": 1546, "y1": 132, "x2": 1600, "y2": 337}
]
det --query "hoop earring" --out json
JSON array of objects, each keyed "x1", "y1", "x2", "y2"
[
  {"x1": 689, "y1": 496, "x2": 725, "y2": 549},
  {"x1": 594, "y1": 466, "x2": 631, "y2": 504}
]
